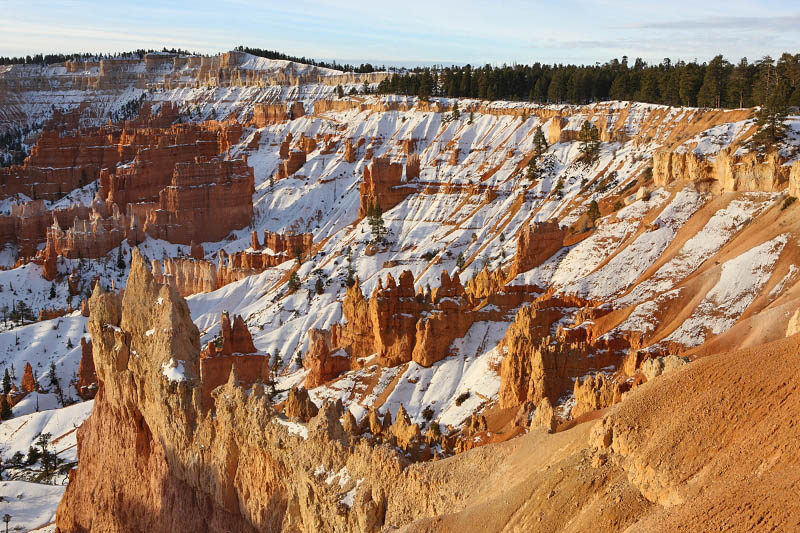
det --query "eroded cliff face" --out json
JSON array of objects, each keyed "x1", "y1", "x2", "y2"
[
  {"x1": 653, "y1": 147, "x2": 791, "y2": 193},
  {"x1": 151, "y1": 231, "x2": 313, "y2": 296},
  {"x1": 2, "y1": 103, "x2": 253, "y2": 279},
  {"x1": 144, "y1": 156, "x2": 253, "y2": 244},
  {"x1": 54, "y1": 251, "x2": 503, "y2": 532}
]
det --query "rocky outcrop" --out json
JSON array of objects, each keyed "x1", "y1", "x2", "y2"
[
  {"x1": 198, "y1": 312, "x2": 264, "y2": 408},
  {"x1": 0, "y1": 126, "x2": 120, "y2": 201},
  {"x1": 789, "y1": 160, "x2": 800, "y2": 198},
  {"x1": 411, "y1": 272, "x2": 474, "y2": 367},
  {"x1": 21, "y1": 362, "x2": 36, "y2": 393},
  {"x1": 4, "y1": 106, "x2": 255, "y2": 276},
  {"x1": 257, "y1": 230, "x2": 314, "y2": 256},
  {"x1": 38, "y1": 307, "x2": 68, "y2": 321},
  {"x1": 44, "y1": 205, "x2": 131, "y2": 260},
  {"x1": 101, "y1": 123, "x2": 232, "y2": 211},
  {"x1": 389, "y1": 405, "x2": 424, "y2": 455},
  {"x1": 498, "y1": 300, "x2": 618, "y2": 410},
  {"x1": 405, "y1": 154, "x2": 421, "y2": 181},
  {"x1": 358, "y1": 157, "x2": 411, "y2": 219},
  {"x1": 42, "y1": 238, "x2": 58, "y2": 280},
  {"x1": 284, "y1": 387, "x2": 319, "y2": 422},
  {"x1": 152, "y1": 231, "x2": 312, "y2": 297},
  {"x1": 270, "y1": 131, "x2": 318, "y2": 181},
  {"x1": 304, "y1": 328, "x2": 350, "y2": 388},
  {"x1": 787, "y1": 308, "x2": 800, "y2": 337},
  {"x1": 370, "y1": 271, "x2": 420, "y2": 366},
  {"x1": 344, "y1": 139, "x2": 356, "y2": 163},
  {"x1": 0, "y1": 200, "x2": 91, "y2": 258},
  {"x1": 641, "y1": 354, "x2": 689, "y2": 382},
  {"x1": 337, "y1": 278, "x2": 375, "y2": 360},
  {"x1": 74, "y1": 338, "x2": 97, "y2": 400},
  {"x1": 714, "y1": 150, "x2": 787, "y2": 192},
  {"x1": 152, "y1": 257, "x2": 218, "y2": 296},
  {"x1": 275, "y1": 149, "x2": 307, "y2": 180},
  {"x1": 572, "y1": 373, "x2": 623, "y2": 419},
  {"x1": 224, "y1": 312, "x2": 257, "y2": 355},
  {"x1": 252, "y1": 102, "x2": 305, "y2": 127},
  {"x1": 189, "y1": 241, "x2": 204, "y2": 259},
  {"x1": 465, "y1": 266, "x2": 508, "y2": 300},
  {"x1": 529, "y1": 397, "x2": 556, "y2": 432},
  {"x1": 200, "y1": 312, "x2": 258, "y2": 358},
  {"x1": 546, "y1": 116, "x2": 568, "y2": 145},
  {"x1": 448, "y1": 147, "x2": 461, "y2": 165},
  {"x1": 509, "y1": 221, "x2": 567, "y2": 278},
  {"x1": 327, "y1": 268, "x2": 533, "y2": 375}
]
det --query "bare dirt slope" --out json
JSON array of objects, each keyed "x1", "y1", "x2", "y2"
[{"x1": 401, "y1": 333, "x2": 800, "y2": 532}]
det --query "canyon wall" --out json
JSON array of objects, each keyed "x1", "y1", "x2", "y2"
[{"x1": 144, "y1": 157, "x2": 253, "y2": 244}]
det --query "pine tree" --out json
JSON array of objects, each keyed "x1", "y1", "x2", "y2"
[
  {"x1": 456, "y1": 252, "x2": 465, "y2": 269},
  {"x1": 578, "y1": 121, "x2": 600, "y2": 163},
  {"x1": 287, "y1": 272, "x2": 300, "y2": 292},
  {"x1": 526, "y1": 126, "x2": 549, "y2": 181},
  {"x1": 49, "y1": 283, "x2": 56, "y2": 300},
  {"x1": 2, "y1": 369, "x2": 11, "y2": 395},
  {"x1": 697, "y1": 55, "x2": 730, "y2": 108},
  {"x1": 728, "y1": 58, "x2": 752, "y2": 108},
  {"x1": 532, "y1": 126, "x2": 548, "y2": 155},
  {"x1": 336, "y1": 84, "x2": 344, "y2": 98},
  {"x1": 367, "y1": 203, "x2": 387, "y2": 243},
  {"x1": 752, "y1": 95, "x2": 789, "y2": 148},
  {"x1": 587, "y1": 200, "x2": 601, "y2": 224},
  {"x1": 49, "y1": 361, "x2": 64, "y2": 406},
  {"x1": 116, "y1": 248, "x2": 125, "y2": 270},
  {"x1": 314, "y1": 277, "x2": 324, "y2": 295},
  {"x1": 679, "y1": 62, "x2": 702, "y2": 106},
  {"x1": 345, "y1": 251, "x2": 356, "y2": 288},
  {"x1": 753, "y1": 56, "x2": 777, "y2": 106}
]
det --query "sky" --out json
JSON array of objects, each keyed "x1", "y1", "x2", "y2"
[{"x1": 0, "y1": 0, "x2": 798, "y2": 67}]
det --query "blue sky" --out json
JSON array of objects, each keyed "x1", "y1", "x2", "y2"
[{"x1": 0, "y1": 0, "x2": 798, "y2": 66}]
